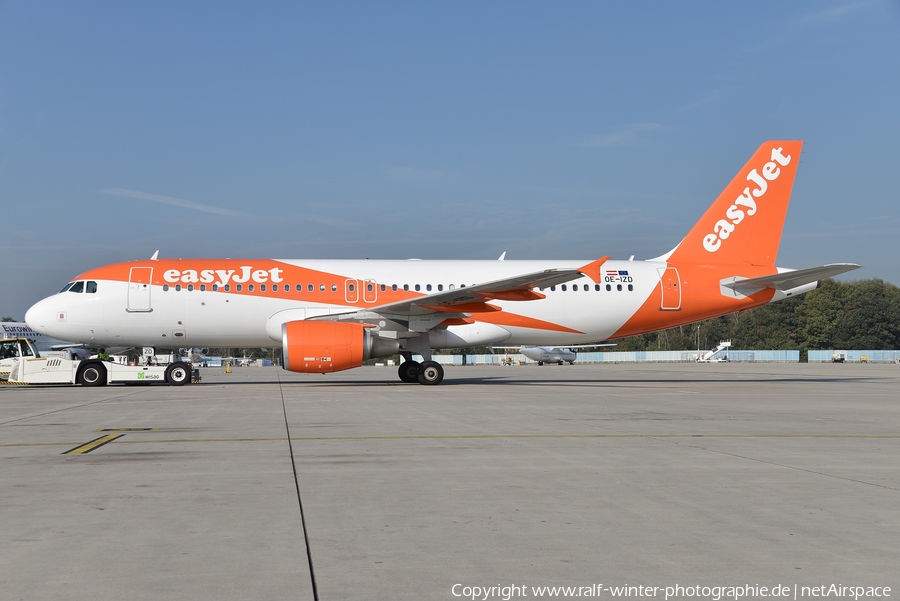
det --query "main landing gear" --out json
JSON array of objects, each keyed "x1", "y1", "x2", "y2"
[{"x1": 397, "y1": 358, "x2": 444, "y2": 385}]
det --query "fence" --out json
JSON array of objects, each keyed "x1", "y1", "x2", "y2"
[
  {"x1": 431, "y1": 349, "x2": 799, "y2": 365},
  {"x1": 808, "y1": 350, "x2": 900, "y2": 363}
]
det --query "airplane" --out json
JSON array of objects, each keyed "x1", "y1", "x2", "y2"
[
  {"x1": 25, "y1": 141, "x2": 859, "y2": 386},
  {"x1": 493, "y1": 344, "x2": 616, "y2": 365},
  {"x1": 0, "y1": 321, "x2": 117, "y2": 359}
]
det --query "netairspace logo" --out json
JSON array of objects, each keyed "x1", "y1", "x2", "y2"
[{"x1": 450, "y1": 583, "x2": 892, "y2": 600}]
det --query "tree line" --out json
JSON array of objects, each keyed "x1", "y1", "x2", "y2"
[{"x1": 615, "y1": 279, "x2": 900, "y2": 357}]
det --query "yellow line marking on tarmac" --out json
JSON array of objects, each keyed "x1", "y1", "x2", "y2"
[
  {"x1": 62, "y1": 434, "x2": 125, "y2": 455},
  {"x1": 2, "y1": 433, "x2": 900, "y2": 449}
]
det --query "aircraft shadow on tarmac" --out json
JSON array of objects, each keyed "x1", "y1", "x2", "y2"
[{"x1": 207, "y1": 375, "x2": 880, "y2": 387}]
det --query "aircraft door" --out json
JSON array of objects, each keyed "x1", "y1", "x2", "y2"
[
  {"x1": 345, "y1": 279, "x2": 359, "y2": 303},
  {"x1": 658, "y1": 267, "x2": 682, "y2": 311},
  {"x1": 363, "y1": 279, "x2": 378, "y2": 303},
  {"x1": 127, "y1": 267, "x2": 153, "y2": 312}
]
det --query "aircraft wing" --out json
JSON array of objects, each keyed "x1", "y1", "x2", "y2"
[
  {"x1": 48, "y1": 343, "x2": 89, "y2": 351},
  {"x1": 312, "y1": 257, "x2": 609, "y2": 325},
  {"x1": 723, "y1": 263, "x2": 860, "y2": 292}
]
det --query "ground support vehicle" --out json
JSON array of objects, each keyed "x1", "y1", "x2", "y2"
[{"x1": 0, "y1": 338, "x2": 195, "y2": 386}]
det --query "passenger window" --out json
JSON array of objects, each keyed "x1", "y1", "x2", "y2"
[
  {"x1": 319, "y1": 284, "x2": 325, "y2": 291},
  {"x1": 188, "y1": 284, "x2": 195, "y2": 291},
  {"x1": 380, "y1": 284, "x2": 385, "y2": 292},
  {"x1": 297, "y1": 284, "x2": 303, "y2": 292},
  {"x1": 272, "y1": 284, "x2": 278, "y2": 291},
  {"x1": 437, "y1": 284, "x2": 443, "y2": 291},
  {"x1": 331, "y1": 284, "x2": 337, "y2": 292},
  {"x1": 392, "y1": 284, "x2": 398, "y2": 292},
  {"x1": 348, "y1": 283, "x2": 355, "y2": 292},
  {"x1": 550, "y1": 285, "x2": 556, "y2": 291},
  {"x1": 235, "y1": 284, "x2": 242, "y2": 292},
  {"x1": 628, "y1": 284, "x2": 634, "y2": 291},
  {"x1": 606, "y1": 284, "x2": 611, "y2": 291},
  {"x1": 212, "y1": 284, "x2": 219, "y2": 291},
  {"x1": 449, "y1": 284, "x2": 455, "y2": 291},
  {"x1": 260, "y1": 284, "x2": 266, "y2": 292},
  {"x1": 247, "y1": 284, "x2": 254, "y2": 292},
  {"x1": 617, "y1": 284, "x2": 622, "y2": 291},
  {"x1": 200, "y1": 284, "x2": 206, "y2": 291},
  {"x1": 426, "y1": 284, "x2": 432, "y2": 292},
  {"x1": 309, "y1": 284, "x2": 315, "y2": 292},
  {"x1": 163, "y1": 284, "x2": 170, "y2": 291},
  {"x1": 175, "y1": 284, "x2": 182, "y2": 291},
  {"x1": 595, "y1": 284, "x2": 601, "y2": 291},
  {"x1": 561, "y1": 284, "x2": 567, "y2": 291},
  {"x1": 367, "y1": 283, "x2": 374, "y2": 291},
  {"x1": 59, "y1": 282, "x2": 75, "y2": 293},
  {"x1": 86, "y1": 281, "x2": 98, "y2": 293},
  {"x1": 224, "y1": 285, "x2": 231, "y2": 292},
  {"x1": 69, "y1": 281, "x2": 84, "y2": 293},
  {"x1": 403, "y1": 284, "x2": 409, "y2": 291},
  {"x1": 415, "y1": 284, "x2": 421, "y2": 291}
]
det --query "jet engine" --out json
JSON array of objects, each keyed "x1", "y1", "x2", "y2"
[{"x1": 282, "y1": 321, "x2": 399, "y2": 373}]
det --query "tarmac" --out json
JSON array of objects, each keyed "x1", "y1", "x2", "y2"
[{"x1": 1, "y1": 362, "x2": 898, "y2": 601}]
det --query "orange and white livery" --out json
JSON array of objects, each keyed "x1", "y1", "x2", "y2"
[{"x1": 25, "y1": 141, "x2": 858, "y2": 385}]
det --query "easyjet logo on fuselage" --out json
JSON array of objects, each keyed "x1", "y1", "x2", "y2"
[
  {"x1": 702, "y1": 147, "x2": 792, "y2": 253},
  {"x1": 163, "y1": 266, "x2": 285, "y2": 287}
]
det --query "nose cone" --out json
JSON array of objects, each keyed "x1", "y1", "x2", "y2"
[{"x1": 25, "y1": 296, "x2": 56, "y2": 334}]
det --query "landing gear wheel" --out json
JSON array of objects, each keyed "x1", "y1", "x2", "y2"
[
  {"x1": 417, "y1": 361, "x2": 444, "y2": 385},
  {"x1": 78, "y1": 363, "x2": 107, "y2": 387},
  {"x1": 558, "y1": 360, "x2": 564, "y2": 365},
  {"x1": 165, "y1": 362, "x2": 190, "y2": 386},
  {"x1": 537, "y1": 361, "x2": 544, "y2": 366},
  {"x1": 398, "y1": 361, "x2": 420, "y2": 383}
]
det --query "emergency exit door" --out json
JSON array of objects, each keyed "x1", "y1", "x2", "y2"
[{"x1": 127, "y1": 267, "x2": 153, "y2": 312}]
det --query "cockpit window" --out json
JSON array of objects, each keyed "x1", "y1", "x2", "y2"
[
  {"x1": 86, "y1": 281, "x2": 98, "y2": 293},
  {"x1": 68, "y1": 281, "x2": 85, "y2": 293},
  {"x1": 59, "y1": 282, "x2": 75, "y2": 293}
]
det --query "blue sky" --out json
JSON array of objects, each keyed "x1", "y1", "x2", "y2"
[{"x1": 2, "y1": 1, "x2": 898, "y2": 319}]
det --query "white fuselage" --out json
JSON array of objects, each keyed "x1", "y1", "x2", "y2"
[{"x1": 25, "y1": 259, "x2": 664, "y2": 349}]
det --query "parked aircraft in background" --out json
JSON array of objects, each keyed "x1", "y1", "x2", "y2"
[
  {"x1": 25, "y1": 141, "x2": 859, "y2": 385},
  {"x1": 494, "y1": 344, "x2": 616, "y2": 365},
  {"x1": 1, "y1": 322, "x2": 104, "y2": 359}
]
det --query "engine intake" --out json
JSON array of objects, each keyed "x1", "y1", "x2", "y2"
[{"x1": 282, "y1": 321, "x2": 399, "y2": 373}]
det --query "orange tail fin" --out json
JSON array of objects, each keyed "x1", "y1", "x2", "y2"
[{"x1": 665, "y1": 140, "x2": 803, "y2": 267}]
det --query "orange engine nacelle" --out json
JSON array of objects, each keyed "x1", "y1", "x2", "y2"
[{"x1": 282, "y1": 320, "x2": 399, "y2": 374}]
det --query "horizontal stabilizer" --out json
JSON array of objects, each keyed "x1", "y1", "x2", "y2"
[{"x1": 723, "y1": 263, "x2": 860, "y2": 292}]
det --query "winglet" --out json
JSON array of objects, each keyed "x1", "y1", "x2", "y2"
[
  {"x1": 577, "y1": 256, "x2": 610, "y2": 284},
  {"x1": 150, "y1": 250, "x2": 159, "y2": 261}
]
